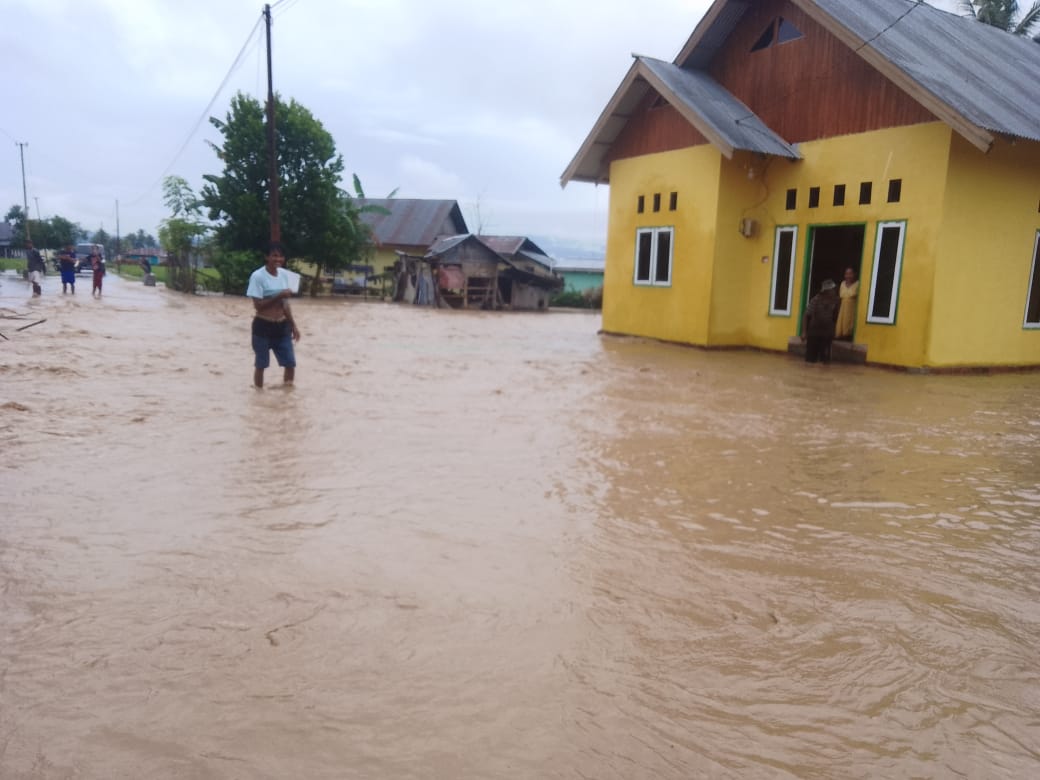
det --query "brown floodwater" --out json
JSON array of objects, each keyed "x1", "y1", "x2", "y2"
[{"x1": 1, "y1": 271, "x2": 1039, "y2": 779}]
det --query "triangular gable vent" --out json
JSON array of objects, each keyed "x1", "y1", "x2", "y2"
[{"x1": 750, "y1": 16, "x2": 803, "y2": 52}]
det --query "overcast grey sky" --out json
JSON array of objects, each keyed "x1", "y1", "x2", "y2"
[{"x1": 3, "y1": 0, "x2": 960, "y2": 254}]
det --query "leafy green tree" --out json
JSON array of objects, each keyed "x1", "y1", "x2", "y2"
[
  {"x1": 960, "y1": 1, "x2": 1040, "y2": 39},
  {"x1": 47, "y1": 216, "x2": 82, "y2": 249},
  {"x1": 210, "y1": 248, "x2": 258, "y2": 295},
  {"x1": 158, "y1": 176, "x2": 209, "y2": 293},
  {"x1": 124, "y1": 228, "x2": 158, "y2": 249},
  {"x1": 5, "y1": 205, "x2": 27, "y2": 244},
  {"x1": 201, "y1": 91, "x2": 370, "y2": 280}
]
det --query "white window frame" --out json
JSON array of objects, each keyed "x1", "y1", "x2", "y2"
[
  {"x1": 1024, "y1": 230, "x2": 1040, "y2": 329},
  {"x1": 633, "y1": 227, "x2": 674, "y2": 287},
  {"x1": 769, "y1": 225, "x2": 798, "y2": 316},
  {"x1": 866, "y1": 221, "x2": 907, "y2": 325}
]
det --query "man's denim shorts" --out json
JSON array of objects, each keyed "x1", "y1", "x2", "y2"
[{"x1": 251, "y1": 318, "x2": 296, "y2": 369}]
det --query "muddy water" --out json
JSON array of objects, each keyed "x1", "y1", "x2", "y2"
[{"x1": 1, "y1": 271, "x2": 1039, "y2": 779}]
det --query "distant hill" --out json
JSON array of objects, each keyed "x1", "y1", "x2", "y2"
[{"x1": 529, "y1": 235, "x2": 604, "y2": 265}]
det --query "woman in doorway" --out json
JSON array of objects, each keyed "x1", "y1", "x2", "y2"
[{"x1": 835, "y1": 267, "x2": 859, "y2": 340}]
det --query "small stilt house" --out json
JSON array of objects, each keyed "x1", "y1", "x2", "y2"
[
  {"x1": 416, "y1": 234, "x2": 563, "y2": 310},
  {"x1": 562, "y1": 0, "x2": 1040, "y2": 370}
]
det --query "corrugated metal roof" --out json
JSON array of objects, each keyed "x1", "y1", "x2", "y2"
[
  {"x1": 478, "y1": 235, "x2": 526, "y2": 256},
  {"x1": 553, "y1": 257, "x2": 605, "y2": 272},
  {"x1": 639, "y1": 57, "x2": 801, "y2": 158},
  {"x1": 517, "y1": 250, "x2": 554, "y2": 270},
  {"x1": 425, "y1": 234, "x2": 472, "y2": 257},
  {"x1": 357, "y1": 199, "x2": 468, "y2": 248},
  {"x1": 478, "y1": 235, "x2": 553, "y2": 263},
  {"x1": 560, "y1": 56, "x2": 800, "y2": 185},
  {"x1": 676, "y1": 0, "x2": 751, "y2": 70},
  {"x1": 810, "y1": 0, "x2": 1040, "y2": 143}
]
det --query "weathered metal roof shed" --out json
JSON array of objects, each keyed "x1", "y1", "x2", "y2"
[{"x1": 357, "y1": 198, "x2": 468, "y2": 249}]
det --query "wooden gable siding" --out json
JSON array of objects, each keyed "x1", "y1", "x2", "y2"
[
  {"x1": 708, "y1": 0, "x2": 935, "y2": 143},
  {"x1": 607, "y1": 91, "x2": 710, "y2": 164}
]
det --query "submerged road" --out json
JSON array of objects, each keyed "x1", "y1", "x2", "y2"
[{"x1": 2, "y1": 271, "x2": 1039, "y2": 778}]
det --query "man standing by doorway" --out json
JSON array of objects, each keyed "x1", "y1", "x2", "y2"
[
  {"x1": 26, "y1": 240, "x2": 45, "y2": 297},
  {"x1": 246, "y1": 241, "x2": 300, "y2": 388},
  {"x1": 802, "y1": 279, "x2": 840, "y2": 364}
]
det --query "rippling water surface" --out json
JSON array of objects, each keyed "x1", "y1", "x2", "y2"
[{"x1": 2, "y1": 272, "x2": 1039, "y2": 778}]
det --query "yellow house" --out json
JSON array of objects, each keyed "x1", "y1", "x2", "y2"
[{"x1": 562, "y1": 0, "x2": 1040, "y2": 370}]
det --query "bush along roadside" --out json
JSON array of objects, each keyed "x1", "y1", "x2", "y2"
[{"x1": 551, "y1": 286, "x2": 602, "y2": 310}]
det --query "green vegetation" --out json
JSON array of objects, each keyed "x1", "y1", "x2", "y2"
[
  {"x1": 114, "y1": 263, "x2": 221, "y2": 291},
  {"x1": 209, "y1": 249, "x2": 258, "y2": 295},
  {"x1": 159, "y1": 176, "x2": 210, "y2": 294},
  {"x1": 551, "y1": 287, "x2": 603, "y2": 310},
  {"x1": 960, "y1": 1, "x2": 1040, "y2": 39},
  {"x1": 201, "y1": 92, "x2": 374, "y2": 279}
]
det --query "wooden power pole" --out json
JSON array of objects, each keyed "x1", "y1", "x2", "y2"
[{"x1": 264, "y1": 4, "x2": 281, "y2": 243}]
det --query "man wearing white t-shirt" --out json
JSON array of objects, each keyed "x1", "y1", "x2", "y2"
[{"x1": 246, "y1": 241, "x2": 301, "y2": 388}]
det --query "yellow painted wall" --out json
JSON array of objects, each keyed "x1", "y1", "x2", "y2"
[
  {"x1": 736, "y1": 122, "x2": 953, "y2": 366},
  {"x1": 603, "y1": 145, "x2": 722, "y2": 345},
  {"x1": 603, "y1": 121, "x2": 1037, "y2": 368},
  {"x1": 709, "y1": 151, "x2": 771, "y2": 346},
  {"x1": 371, "y1": 248, "x2": 399, "y2": 275},
  {"x1": 929, "y1": 135, "x2": 1040, "y2": 367}
]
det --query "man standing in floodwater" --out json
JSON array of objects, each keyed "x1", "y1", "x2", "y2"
[
  {"x1": 25, "y1": 240, "x2": 45, "y2": 297},
  {"x1": 802, "y1": 278, "x2": 840, "y2": 364},
  {"x1": 246, "y1": 241, "x2": 300, "y2": 388},
  {"x1": 58, "y1": 245, "x2": 77, "y2": 294}
]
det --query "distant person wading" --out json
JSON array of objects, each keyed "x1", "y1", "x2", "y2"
[
  {"x1": 25, "y1": 240, "x2": 45, "y2": 297},
  {"x1": 58, "y1": 245, "x2": 77, "y2": 294},
  {"x1": 89, "y1": 245, "x2": 105, "y2": 297},
  {"x1": 246, "y1": 242, "x2": 300, "y2": 388}
]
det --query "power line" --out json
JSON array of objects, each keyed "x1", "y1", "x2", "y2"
[
  {"x1": 126, "y1": 13, "x2": 265, "y2": 206},
  {"x1": 273, "y1": 0, "x2": 303, "y2": 17},
  {"x1": 856, "y1": 0, "x2": 925, "y2": 52}
]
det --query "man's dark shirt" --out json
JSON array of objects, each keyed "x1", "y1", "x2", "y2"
[
  {"x1": 27, "y1": 249, "x2": 45, "y2": 274},
  {"x1": 805, "y1": 292, "x2": 840, "y2": 337}
]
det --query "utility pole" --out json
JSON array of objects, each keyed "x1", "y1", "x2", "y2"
[
  {"x1": 33, "y1": 196, "x2": 41, "y2": 220},
  {"x1": 115, "y1": 199, "x2": 121, "y2": 260},
  {"x1": 16, "y1": 142, "x2": 30, "y2": 240},
  {"x1": 264, "y1": 3, "x2": 281, "y2": 243}
]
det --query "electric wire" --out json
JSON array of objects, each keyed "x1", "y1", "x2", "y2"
[
  {"x1": 125, "y1": 14, "x2": 265, "y2": 206},
  {"x1": 855, "y1": 0, "x2": 925, "y2": 52},
  {"x1": 274, "y1": 0, "x2": 303, "y2": 17}
]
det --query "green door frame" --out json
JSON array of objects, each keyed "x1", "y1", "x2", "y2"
[{"x1": 797, "y1": 221, "x2": 867, "y2": 338}]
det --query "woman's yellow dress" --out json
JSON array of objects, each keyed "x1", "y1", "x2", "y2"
[{"x1": 835, "y1": 280, "x2": 859, "y2": 339}]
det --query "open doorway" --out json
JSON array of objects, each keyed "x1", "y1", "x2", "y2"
[{"x1": 800, "y1": 224, "x2": 865, "y2": 336}]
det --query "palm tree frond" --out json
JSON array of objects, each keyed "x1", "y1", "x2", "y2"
[
  {"x1": 959, "y1": 0, "x2": 979, "y2": 19},
  {"x1": 1012, "y1": 0, "x2": 1040, "y2": 34}
]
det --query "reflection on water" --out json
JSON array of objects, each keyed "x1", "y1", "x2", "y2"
[{"x1": 2, "y1": 273, "x2": 1039, "y2": 778}]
